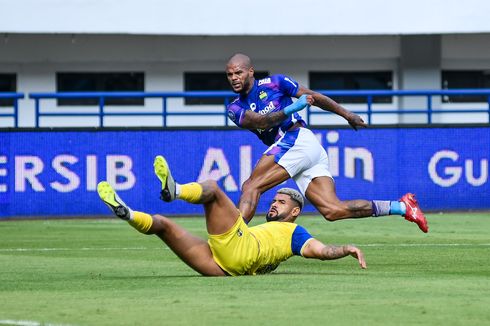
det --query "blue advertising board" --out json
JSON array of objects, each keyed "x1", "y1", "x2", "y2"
[{"x1": 0, "y1": 127, "x2": 489, "y2": 218}]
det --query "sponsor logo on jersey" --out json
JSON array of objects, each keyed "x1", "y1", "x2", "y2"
[
  {"x1": 258, "y1": 78, "x2": 271, "y2": 86},
  {"x1": 259, "y1": 91, "x2": 268, "y2": 101},
  {"x1": 227, "y1": 110, "x2": 236, "y2": 122},
  {"x1": 250, "y1": 103, "x2": 257, "y2": 111},
  {"x1": 258, "y1": 101, "x2": 275, "y2": 115}
]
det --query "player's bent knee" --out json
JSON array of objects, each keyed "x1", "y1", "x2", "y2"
[
  {"x1": 148, "y1": 214, "x2": 169, "y2": 233},
  {"x1": 202, "y1": 179, "x2": 224, "y2": 198},
  {"x1": 322, "y1": 214, "x2": 337, "y2": 222},
  {"x1": 241, "y1": 178, "x2": 253, "y2": 191},
  {"x1": 319, "y1": 206, "x2": 344, "y2": 221},
  {"x1": 152, "y1": 214, "x2": 166, "y2": 223},
  {"x1": 202, "y1": 179, "x2": 218, "y2": 191},
  {"x1": 241, "y1": 179, "x2": 261, "y2": 195}
]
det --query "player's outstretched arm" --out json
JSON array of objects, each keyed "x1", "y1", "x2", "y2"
[
  {"x1": 296, "y1": 86, "x2": 367, "y2": 131},
  {"x1": 301, "y1": 238, "x2": 367, "y2": 269},
  {"x1": 240, "y1": 95, "x2": 313, "y2": 130}
]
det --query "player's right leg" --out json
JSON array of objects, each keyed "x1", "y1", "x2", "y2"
[
  {"x1": 239, "y1": 155, "x2": 291, "y2": 223},
  {"x1": 154, "y1": 155, "x2": 266, "y2": 276},
  {"x1": 154, "y1": 155, "x2": 242, "y2": 235},
  {"x1": 238, "y1": 127, "x2": 324, "y2": 223},
  {"x1": 154, "y1": 155, "x2": 203, "y2": 204},
  {"x1": 97, "y1": 181, "x2": 225, "y2": 276}
]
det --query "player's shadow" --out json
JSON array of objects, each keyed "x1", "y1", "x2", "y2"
[
  {"x1": 272, "y1": 271, "x2": 366, "y2": 276},
  {"x1": 101, "y1": 274, "x2": 203, "y2": 280}
]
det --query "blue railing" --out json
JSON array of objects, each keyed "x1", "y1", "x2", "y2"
[
  {"x1": 20, "y1": 89, "x2": 490, "y2": 127},
  {"x1": 311, "y1": 89, "x2": 490, "y2": 124},
  {"x1": 0, "y1": 93, "x2": 24, "y2": 127},
  {"x1": 29, "y1": 91, "x2": 235, "y2": 128}
]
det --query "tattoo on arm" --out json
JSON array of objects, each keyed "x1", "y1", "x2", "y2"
[
  {"x1": 263, "y1": 111, "x2": 288, "y2": 128},
  {"x1": 244, "y1": 110, "x2": 287, "y2": 129},
  {"x1": 322, "y1": 245, "x2": 348, "y2": 260}
]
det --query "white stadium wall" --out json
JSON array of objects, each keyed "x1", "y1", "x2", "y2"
[
  {"x1": 1, "y1": 34, "x2": 402, "y2": 127},
  {"x1": 0, "y1": 1, "x2": 490, "y2": 127},
  {"x1": 1, "y1": 0, "x2": 490, "y2": 35}
]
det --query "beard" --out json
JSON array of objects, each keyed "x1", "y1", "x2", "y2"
[{"x1": 266, "y1": 211, "x2": 285, "y2": 222}]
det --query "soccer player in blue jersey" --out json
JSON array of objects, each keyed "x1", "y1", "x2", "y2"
[
  {"x1": 97, "y1": 156, "x2": 366, "y2": 276},
  {"x1": 225, "y1": 53, "x2": 428, "y2": 233}
]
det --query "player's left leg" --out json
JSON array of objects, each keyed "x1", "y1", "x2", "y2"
[
  {"x1": 303, "y1": 176, "x2": 428, "y2": 233},
  {"x1": 151, "y1": 214, "x2": 226, "y2": 276},
  {"x1": 97, "y1": 181, "x2": 153, "y2": 233},
  {"x1": 304, "y1": 176, "x2": 373, "y2": 220},
  {"x1": 97, "y1": 181, "x2": 226, "y2": 276}
]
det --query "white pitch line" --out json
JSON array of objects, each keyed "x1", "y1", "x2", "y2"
[
  {"x1": 0, "y1": 247, "x2": 166, "y2": 252},
  {"x1": 0, "y1": 320, "x2": 77, "y2": 326},
  {"x1": 0, "y1": 244, "x2": 489, "y2": 252},
  {"x1": 361, "y1": 243, "x2": 490, "y2": 247}
]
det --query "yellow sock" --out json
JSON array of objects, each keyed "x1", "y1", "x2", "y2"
[
  {"x1": 128, "y1": 211, "x2": 153, "y2": 234},
  {"x1": 178, "y1": 182, "x2": 203, "y2": 203}
]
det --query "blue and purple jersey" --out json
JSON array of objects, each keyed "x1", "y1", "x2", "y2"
[{"x1": 227, "y1": 74, "x2": 307, "y2": 146}]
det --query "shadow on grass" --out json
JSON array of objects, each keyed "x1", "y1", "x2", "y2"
[{"x1": 104, "y1": 274, "x2": 203, "y2": 280}]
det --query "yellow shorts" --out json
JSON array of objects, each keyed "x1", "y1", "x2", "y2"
[{"x1": 208, "y1": 215, "x2": 259, "y2": 276}]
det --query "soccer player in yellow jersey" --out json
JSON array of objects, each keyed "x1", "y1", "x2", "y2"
[{"x1": 97, "y1": 155, "x2": 366, "y2": 276}]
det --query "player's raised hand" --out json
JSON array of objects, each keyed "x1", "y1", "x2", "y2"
[
  {"x1": 347, "y1": 113, "x2": 367, "y2": 131},
  {"x1": 304, "y1": 94, "x2": 315, "y2": 106}
]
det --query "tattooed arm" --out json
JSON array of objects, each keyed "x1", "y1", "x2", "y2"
[
  {"x1": 296, "y1": 85, "x2": 367, "y2": 131},
  {"x1": 240, "y1": 95, "x2": 314, "y2": 130},
  {"x1": 240, "y1": 110, "x2": 291, "y2": 130},
  {"x1": 301, "y1": 238, "x2": 367, "y2": 269}
]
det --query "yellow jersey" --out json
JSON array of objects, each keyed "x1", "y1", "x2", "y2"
[{"x1": 208, "y1": 217, "x2": 313, "y2": 276}]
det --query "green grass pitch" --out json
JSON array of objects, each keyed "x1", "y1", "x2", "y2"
[{"x1": 1, "y1": 213, "x2": 489, "y2": 326}]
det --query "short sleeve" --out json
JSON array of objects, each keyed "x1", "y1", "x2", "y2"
[
  {"x1": 291, "y1": 224, "x2": 313, "y2": 256},
  {"x1": 274, "y1": 74, "x2": 300, "y2": 97},
  {"x1": 227, "y1": 101, "x2": 246, "y2": 127}
]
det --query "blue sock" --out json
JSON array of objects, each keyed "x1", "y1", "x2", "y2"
[{"x1": 390, "y1": 201, "x2": 406, "y2": 215}]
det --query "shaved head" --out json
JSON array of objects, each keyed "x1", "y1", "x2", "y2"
[
  {"x1": 227, "y1": 53, "x2": 253, "y2": 69},
  {"x1": 225, "y1": 53, "x2": 255, "y2": 94}
]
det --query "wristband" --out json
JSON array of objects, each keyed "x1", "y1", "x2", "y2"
[{"x1": 283, "y1": 94, "x2": 309, "y2": 115}]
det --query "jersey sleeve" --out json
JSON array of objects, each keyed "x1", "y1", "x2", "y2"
[
  {"x1": 227, "y1": 100, "x2": 246, "y2": 127},
  {"x1": 291, "y1": 224, "x2": 314, "y2": 256},
  {"x1": 273, "y1": 74, "x2": 300, "y2": 97}
]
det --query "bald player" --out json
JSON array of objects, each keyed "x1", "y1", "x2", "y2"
[{"x1": 222, "y1": 53, "x2": 428, "y2": 233}]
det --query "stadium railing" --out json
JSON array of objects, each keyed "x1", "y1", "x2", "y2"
[
  {"x1": 23, "y1": 89, "x2": 490, "y2": 127},
  {"x1": 0, "y1": 92, "x2": 24, "y2": 128}
]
